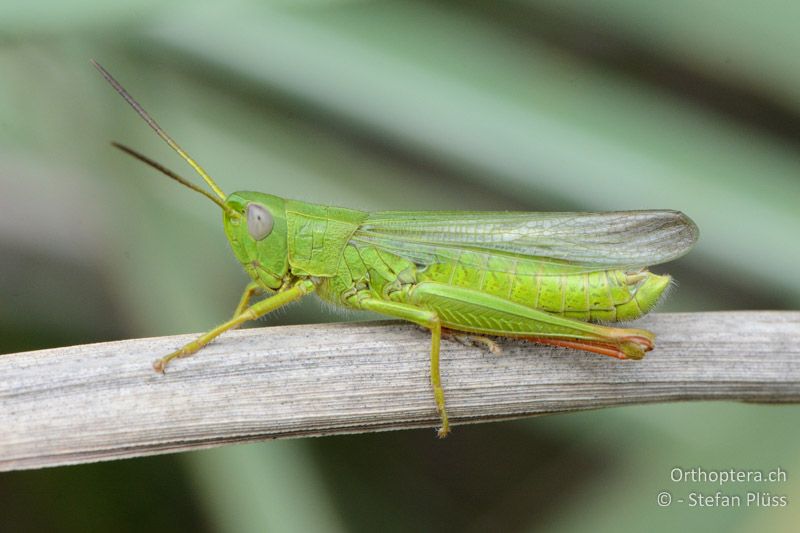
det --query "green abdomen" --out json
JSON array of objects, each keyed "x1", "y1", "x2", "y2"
[
  {"x1": 417, "y1": 254, "x2": 670, "y2": 322},
  {"x1": 319, "y1": 245, "x2": 670, "y2": 323}
]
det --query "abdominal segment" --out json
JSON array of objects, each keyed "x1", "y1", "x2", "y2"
[
  {"x1": 319, "y1": 245, "x2": 671, "y2": 324},
  {"x1": 417, "y1": 258, "x2": 670, "y2": 322}
]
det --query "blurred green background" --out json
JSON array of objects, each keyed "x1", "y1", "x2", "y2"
[{"x1": 2, "y1": 1, "x2": 799, "y2": 531}]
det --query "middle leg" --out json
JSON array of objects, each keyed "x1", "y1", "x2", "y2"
[{"x1": 356, "y1": 297, "x2": 451, "y2": 438}]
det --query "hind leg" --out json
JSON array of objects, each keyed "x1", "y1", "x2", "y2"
[{"x1": 408, "y1": 281, "x2": 656, "y2": 361}]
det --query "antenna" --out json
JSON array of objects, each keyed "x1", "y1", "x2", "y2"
[
  {"x1": 91, "y1": 60, "x2": 234, "y2": 212},
  {"x1": 111, "y1": 142, "x2": 239, "y2": 217}
]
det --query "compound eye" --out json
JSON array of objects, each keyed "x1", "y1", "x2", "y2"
[{"x1": 247, "y1": 203, "x2": 273, "y2": 241}]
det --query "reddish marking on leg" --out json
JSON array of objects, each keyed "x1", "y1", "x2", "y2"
[{"x1": 525, "y1": 337, "x2": 632, "y2": 360}]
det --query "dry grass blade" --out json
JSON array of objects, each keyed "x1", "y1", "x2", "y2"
[{"x1": 1, "y1": 311, "x2": 798, "y2": 471}]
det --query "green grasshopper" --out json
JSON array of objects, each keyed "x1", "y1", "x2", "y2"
[{"x1": 94, "y1": 62, "x2": 698, "y2": 437}]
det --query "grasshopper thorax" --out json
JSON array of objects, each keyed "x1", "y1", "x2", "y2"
[{"x1": 223, "y1": 192, "x2": 290, "y2": 291}]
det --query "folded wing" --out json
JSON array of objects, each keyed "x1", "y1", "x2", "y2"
[{"x1": 351, "y1": 210, "x2": 698, "y2": 275}]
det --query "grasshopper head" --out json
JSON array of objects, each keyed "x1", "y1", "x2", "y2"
[{"x1": 223, "y1": 192, "x2": 289, "y2": 291}]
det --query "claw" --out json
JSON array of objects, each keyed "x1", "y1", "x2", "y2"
[{"x1": 443, "y1": 329, "x2": 503, "y2": 354}]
